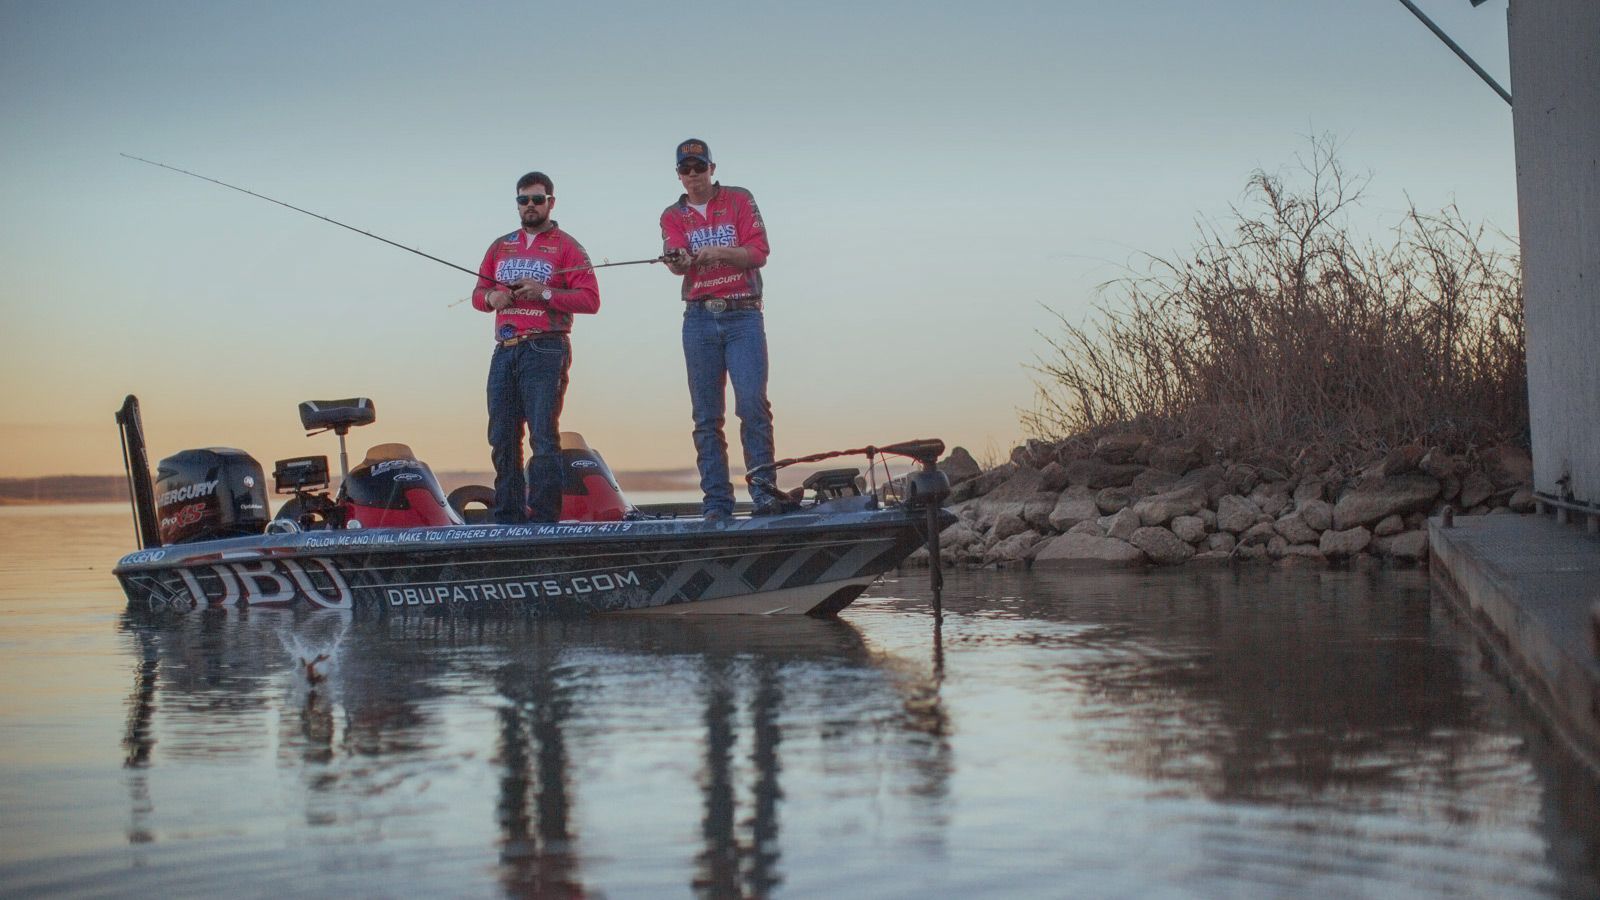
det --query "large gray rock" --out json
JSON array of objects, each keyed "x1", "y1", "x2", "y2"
[
  {"x1": 1130, "y1": 468, "x2": 1180, "y2": 497},
  {"x1": 1066, "y1": 458, "x2": 1145, "y2": 489},
  {"x1": 1372, "y1": 514, "x2": 1405, "y2": 537},
  {"x1": 1268, "y1": 536, "x2": 1324, "y2": 562},
  {"x1": 1148, "y1": 440, "x2": 1208, "y2": 475},
  {"x1": 1170, "y1": 515, "x2": 1208, "y2": 544},
  {"x1": 1319, "y1": 526, "x2": 1372, "y2": 558},
  {"x1": 1239, "y1": 522, "x2": 1277, "y2": 547},
  {"x1": 1332, "y1": 474, "x2": 1441, "y2": 529},
  {"x1": 1022, "y1": 492, "x2": 1060, "y2": 532},
  {"x1": 1293, "y1": 479, "x2": 1327, "y2": 503},
  {"x1": 1101, "y1": 508, "x2": 1142, "y2": 541},
  {"x1": 1458, "y1": 471, "x2": 1493, "y2": 509},
  {"x1": 1380, "y1": 444, "x2": 1425, "y2": 476},
  {"x1": 1216, "y1": 495, "x2": 1263, "y2": 534},
  {"x1": 1248, "y1": 483, "x2": 1291, "y2": 518},
  {"x1": 1095, "y1": 486, "x2": 1136, "y2": 514},
  {"x1": 984, "y1": 531, "x2": 1044, "y2": 566},
  {"x1": 1092, "y1": 433, "x2": 1147, "y2": 464},
  {"x1": 1179, "y1": 465, "x2": 1230, "y2": 504},
  {"x1": 939, "y1": 447, "x2": 982, "y2": 485},
  {"x1": 1482, "y1": 445, "x2": 1532, "y2": 489},
  {"x1": 1297, "y1": 498, "x2": 1334, "y2": 532},
  {"x1": 1374, "y1": 529, "x2": 1429, "y2": 561},
  {"x1": 938, "y1": 521, "x2": 982, "y2": 554},
  {"x1": 1235, "y1": 543, "x2": 1269, "y2": 561},
  {"x1": 1273, "y1": 511, "x2": 1320, "y2": 545},
  {"x1": 979, "y1": 466, "x2": 1046, "y2": 504},
  {"x1": 1068, "y1": 519, "x2": 1106, "y2": 536},
  {"x1": 1048, "y1": 488, "x2": 1102, "y2": 532},
  {"x1": 1033, "y1": 533, "x2": 1146, "y2": 569},
  {"x1": 1038, "y1": 462, "x2": 1071, "y2": 493},
  {"x1": 1012, "y1": 439, "x2": 1058, "y2": 470},
  {"x1": 991, "y1": 507, "x2": 1030, "y2": 541},
  {"x1": 1205, "y1": 532, "x2": 1237, "y2": 553},
  {"x1": 1223, "y1": 464, "x2": 1262, "y2": 495},
  {"x1": 1418, "y1": 448, "x2": 1460, "y2": 479},
  {"x1": 1131, "y1": 483, "x2": 1207, "y2": 526},
  {"x1": 1130, "y1": 526, "x2": 1195, "y2": 565}
]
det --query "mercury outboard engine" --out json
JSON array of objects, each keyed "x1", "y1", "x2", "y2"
[
  {"x1": 154, "y1": 447, "x2": 270, "y2": 544},
  {"x1": 341, "y1": 443, "x2": 462, "y2": 528}
]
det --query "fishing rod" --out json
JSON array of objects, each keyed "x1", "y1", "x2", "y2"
[
  {"x1": 554, "y1": 255, "x2": 669, "y2": 276},
  {"x1": 443, "y1": 254, "x2": 672, "y2": 307},
  {"x1": 124, "y1": 150, "x2": 524, "y2": 291}
]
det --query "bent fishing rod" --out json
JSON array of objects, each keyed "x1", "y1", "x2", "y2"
[{"x1": 119, "y1": 153, "x2": 665, "y2": 294}]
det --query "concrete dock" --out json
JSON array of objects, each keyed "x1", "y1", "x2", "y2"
[{"x1": 1430, "y1": 513, "x2": 1600, "y2": 775}]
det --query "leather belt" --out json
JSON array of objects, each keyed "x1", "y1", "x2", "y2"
[
  {"x1": 498, "y1": 331, "x2": 568, "y2": 348},
  {"x1": 688, "y1": 298, "x2": 763, "y2": 313}
]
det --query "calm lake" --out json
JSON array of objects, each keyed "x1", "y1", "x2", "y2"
[{"x1": 2, "y1": 504, "x2": 1598, "y2": 898}]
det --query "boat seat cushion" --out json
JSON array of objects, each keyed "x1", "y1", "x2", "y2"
[{"x1": 299, "y1": 398, "x2": 376, "y2": 432}]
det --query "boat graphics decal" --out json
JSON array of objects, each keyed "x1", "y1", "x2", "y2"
[{"x1": 115, "y1": 506, "x2": 947, "y2": 615}]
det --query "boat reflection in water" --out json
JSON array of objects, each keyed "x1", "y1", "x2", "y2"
[
  {"x1": 116, "y1": 606, "x2": 951, "y2": 897},
  {"x1": 110, "y1": 568, "x2": 1600, "y2": 897}
]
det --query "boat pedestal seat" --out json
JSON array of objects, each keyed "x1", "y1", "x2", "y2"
[{"x1": 298, "y1": 398, "x2": 376, "y2": 434}]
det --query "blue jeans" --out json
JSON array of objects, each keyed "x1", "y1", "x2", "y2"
[
  {"x1": 487, "y1": 335, "x2": 571, "y2": 523},
  {"x1": 683, "y1": 306, "x2": 777, "y2": 515}
]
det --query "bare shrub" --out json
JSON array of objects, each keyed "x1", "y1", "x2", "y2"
[{"x1": 1025, "y1": 139, "x2": 1525, "y2": 465}]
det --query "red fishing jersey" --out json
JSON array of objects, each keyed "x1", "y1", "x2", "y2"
[
  {"x1": 471, "y1": 224, "x2": 600, "y2": 341},
  {"x1": 659, "y1": 185, "x2": 770, "y2": 302}
]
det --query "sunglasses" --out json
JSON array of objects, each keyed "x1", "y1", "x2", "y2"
[
  {"x1": 516, "y1": 193, "x2": 550, "y2": 206},
  {"x1": 676, "y1": 162, "x2": 709, "y2": 175}
]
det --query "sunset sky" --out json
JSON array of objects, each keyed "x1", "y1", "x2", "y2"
[{"x1": 0, "y1": 0, "x2": 1517, "y2": 479}]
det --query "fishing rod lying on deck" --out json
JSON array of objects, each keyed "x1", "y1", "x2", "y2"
[{"x1": 119, "y1": 153, "x2": 667, "y2": 296}]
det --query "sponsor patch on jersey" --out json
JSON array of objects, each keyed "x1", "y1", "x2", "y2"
[
  {"x1": 498, "y1": 323, "x2": 516, "y2": 340},
  {"x1": 689, "y1": 224, "x2": 737, "y2": 252},
  {"x1": 496, "y1": 257, "x2": 554, "y2": 283}
]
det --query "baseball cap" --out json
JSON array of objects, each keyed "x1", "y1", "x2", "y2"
[{"x1": 675, "y1": 139, "x2": 712, "y2": 165}]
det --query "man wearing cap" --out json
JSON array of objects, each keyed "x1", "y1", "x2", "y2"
[
  {"x1": 659, "y1": 139, "x2": 780, "y2": 520},
  {"x1": 472, "y1": 171, "x2": 600, "y2": 523}
]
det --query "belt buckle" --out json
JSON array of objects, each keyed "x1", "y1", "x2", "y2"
[{"x1": 704, "y1": 298, "x2": 727, "y2": 313}]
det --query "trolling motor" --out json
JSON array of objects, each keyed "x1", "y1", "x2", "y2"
[{"x1": 882, "y1": 440, "x2": 952, "y2": 609}]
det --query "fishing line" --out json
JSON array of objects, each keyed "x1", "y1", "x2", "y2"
[{"x1": 125, "y1": 153, "x2": 514, "y2": 292}]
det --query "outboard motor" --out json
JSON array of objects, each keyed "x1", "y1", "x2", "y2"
[
  {"x1": 559, "y1": 432, "x2": 631, "y2": 522},
  {"x1": 154, "y1": 448, "x2": 270, "y2": 544},
  {"x1": 341, "y1": 443, "x2": 462, "y2": 528}
]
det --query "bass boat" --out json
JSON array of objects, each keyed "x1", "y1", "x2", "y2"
[{"x1": 112, "y1": 396, "x2": 952, "y2": 617}]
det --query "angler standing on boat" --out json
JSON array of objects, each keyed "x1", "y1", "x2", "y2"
[
  {"x1": 659, "y1": 139, "x2": 780, "y2": 520},
  {"x1": 473, "y1": 172, "x2": 601, "y2": 523}
]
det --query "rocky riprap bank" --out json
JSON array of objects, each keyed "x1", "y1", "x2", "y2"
[{"x1": 909, "y1": 436, "x2": 1534, "y2": 570}]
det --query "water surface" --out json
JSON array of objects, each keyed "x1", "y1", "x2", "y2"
[{"x1": 1, "y1": 505, "x2": 1597, "y2": 897}]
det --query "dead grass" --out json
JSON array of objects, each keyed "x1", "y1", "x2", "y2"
[{"x1": 1025, "y1": 138, "x2": 1525, "y2": 465}]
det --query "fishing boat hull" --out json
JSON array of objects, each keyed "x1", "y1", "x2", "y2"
[{"x1": 113, "y1": 507, "x2": 945, "y2": 617}]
